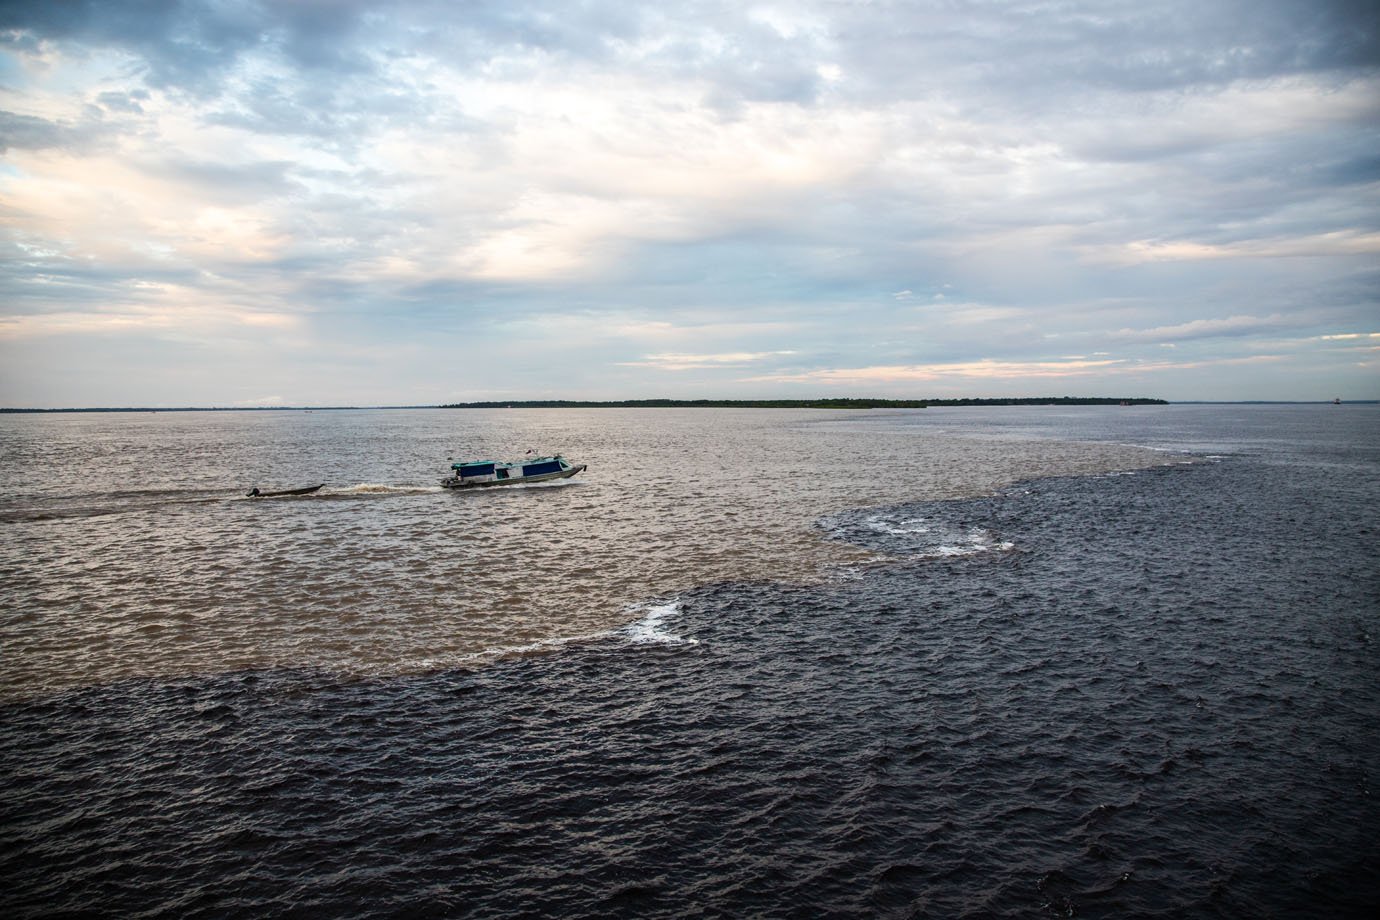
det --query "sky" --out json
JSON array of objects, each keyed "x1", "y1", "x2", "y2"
[{"x1": 1, "y1": 0, "x2": 1377, "y2": 407}]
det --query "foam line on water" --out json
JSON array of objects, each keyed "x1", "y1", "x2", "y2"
[
  {"x1": 411, "y1": 602, "x2": 698, "y2": 674},
  {"x1": 845, "y1": 511, "x2": 1014, "y2": 558},
  {"x1": 862, "y1": 514, "x2": 932, "y2": 536},
  {"x1": 452, "y1": 629, "x2": 615, "y2": 666},
  {"x1": 621, "y1": 601, "x2": 699, "y2": 646},
  {"x1": 331, "y1": 483, "x2": 443, "y2": 495}
]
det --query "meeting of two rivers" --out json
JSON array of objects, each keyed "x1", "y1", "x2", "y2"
[{"x1": 1, "y1": 405, "x2": 1377, "y2": 917}]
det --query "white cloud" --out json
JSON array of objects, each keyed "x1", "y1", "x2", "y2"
[
  {"x1": 1109, "y1": 314, "x2": 1293, "y2": 344},
  {"x1": 748, "y1": 357, "x2": 1128, "y2": 384},
  {"x1": 1089, "y1": 231, "x2": 1380, "y2": 265},
  {"x1": 1, "y1": 0, "x2": 1377, "y2": 405},
  {"x1": 621, "y1": 350, "x2": 798, "y2": 370}
]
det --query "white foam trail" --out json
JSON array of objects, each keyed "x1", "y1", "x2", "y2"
[
  {"x1": 445, "y1": 602, "x2": 698, "y2": 669},
  {"x1": 622, "y1": 601, "x2": 699, "y2": 646},
  {"x1": 333, "y1": 483, "x2": 443, "y2": 495},
  {"x1": 453, "y1": 629, "x2": 612, "y2": 665}
]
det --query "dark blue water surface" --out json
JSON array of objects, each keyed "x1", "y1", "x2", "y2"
[{"x1": 3, "y1": 406, "x2": 1378, "y2": 918}]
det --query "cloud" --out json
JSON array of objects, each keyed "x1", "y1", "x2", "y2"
[
  {"x1": 620, "y1": 350, "x2": 798, "y2": 371},
  {"x1": 1108, "y1": 314, "x2": 1295, "y2": 344},
  {"x1": 749, "y1": 354, "x2": 1298, "y2": 388},
  {"x1": 0, "y1": 296, "x2": 303, "y2": 340},
  {"x1": 750, "y1": 357, "x2": 1128, "y2": 384},
  {"x1": 0, "y1": 110, "x2": 63, "y2": 150},
  {"x1": 1, "y1": 1, "x2": 1377, "y2": 405},
  {"x1": 1090, "y1": 231, "x2": 1380, "y2": 265}
]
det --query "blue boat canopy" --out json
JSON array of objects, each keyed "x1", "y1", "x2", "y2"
[
  {"x1": 456, "y1": 461, "x2": 496, "y2": 477},
  {"x1": 522, "y1": 459, "x2": 563, "y2": 477}
]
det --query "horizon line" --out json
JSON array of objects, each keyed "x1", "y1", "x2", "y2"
[{"x1": 3, "y1": 398, "x2": 1375, "y2": 413}]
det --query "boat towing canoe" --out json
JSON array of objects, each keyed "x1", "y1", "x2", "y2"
[
  {"x1": 246, "y1": 484, "x2": 325, "y2": 497},
  {"x1": 442, "y1": 455, "x2": 586, "y2": 489}
]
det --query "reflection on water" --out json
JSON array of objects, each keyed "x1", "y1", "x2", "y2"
[{"x1": 0, "y1": 408, "x2": 1173, "y2": 697}]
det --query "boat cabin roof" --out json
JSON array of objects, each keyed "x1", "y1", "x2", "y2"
[{"x1": 450, "y1": 454, "x2": 563, "y2": 471}]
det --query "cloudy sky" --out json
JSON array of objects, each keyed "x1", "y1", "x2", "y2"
[{"x1": 1, "y1": 0, "x2": 1376, "y2": 406}]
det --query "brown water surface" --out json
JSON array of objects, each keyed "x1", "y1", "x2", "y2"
[{"x1": 0, "y1": 408, "x2": 1170, "y2": 697}]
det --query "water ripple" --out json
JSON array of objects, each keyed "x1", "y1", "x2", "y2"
[{"x1": 2, "y1": 406, "x2": 1377, "y2": 918}]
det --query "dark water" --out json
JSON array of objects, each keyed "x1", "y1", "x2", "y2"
[{"x1": 2, "y1": 406, "x2": 1378, "y2": 917}]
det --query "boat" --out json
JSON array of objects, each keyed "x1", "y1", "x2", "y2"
[
  {"x1": 442, "y1": 454, "x2": 586, "y2": 489},
  {"x1": 246, "y1": 484, "x2": 325, "y2": 497}
]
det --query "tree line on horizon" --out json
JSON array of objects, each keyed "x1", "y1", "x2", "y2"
[
  {"x1": 438, "y1": 397, "x2": 1169, "y2": 409},
  {"x1": 2, "y1": 396, "x2": 1174, "y2": 413}
]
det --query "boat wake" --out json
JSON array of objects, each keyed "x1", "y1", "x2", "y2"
[
  {"x1": 1, "y1": 483, "x2": 447, "y2": 522},
  {"x1": 1, "y1": 489, "x2": 228, "y2": 523},
  {"x1": 329, "y1": 483, "x2": 443, "y2": 496}
]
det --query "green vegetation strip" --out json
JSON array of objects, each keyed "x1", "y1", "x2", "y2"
[{"x1": 439, "y1": 398, "x2": 1168, "y2": 409}]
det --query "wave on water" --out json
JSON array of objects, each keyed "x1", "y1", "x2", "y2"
[
  {"x1": 456, "y1": 602, "x2": 700, "y2": 669},
  {"x1": 328, "y1": 483, "x2": 442, "y2": 496},
  {"x1": 0, "y1": 488, "x2": 230, "y2": 523},
  {"x1": 620, "y1": 601, "x2": 698, "y2": 646},
  {"x1": 0, "y1": 482, "x2": 446, "y2": 521},
  {"x1": 326, "y1": 479, "x2": 583, "y2": 498},
  {"x1": 447, "y1": 478, "x2": 586, "y2": 492},
  {"x1": 822, "y1": 507, "x2": 1014, "y2": 560},
  {"x1": 373, "y1": 602, "x2": 699, "y2": 678}
]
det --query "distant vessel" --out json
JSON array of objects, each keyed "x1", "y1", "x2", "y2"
[
  {"x1": 1334, "y1": 397, "x2": 1342, "y2": 405},
  {"x1": 247, "y1": 484, "x2": 324, "y2": 497},
  {"x1": 442, "y1": 455, "x2": 586, "y2": 489}
]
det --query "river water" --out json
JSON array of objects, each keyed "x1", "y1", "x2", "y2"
[
  {"x1": 2, "y1": 405, "x2": 1377, "y2": 917},
  {"x1": 0, "y1": 407, "x2": 1168, "y2": 697}
]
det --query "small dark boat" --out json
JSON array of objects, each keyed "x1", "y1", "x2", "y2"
[{"x1": 246, "y1": 484, "x2": 325, "y2": 497}]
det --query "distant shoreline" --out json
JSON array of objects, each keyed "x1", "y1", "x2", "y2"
[
  {"x1": 43, "y1": 397, "x2": 1380, "y2": 413},
  {"x1": 4, "y1": 399, "x2": 1377, "y2": 413},
  {"x1": 437, "y1": 398, "x2": 1166, "y2": 409}
]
